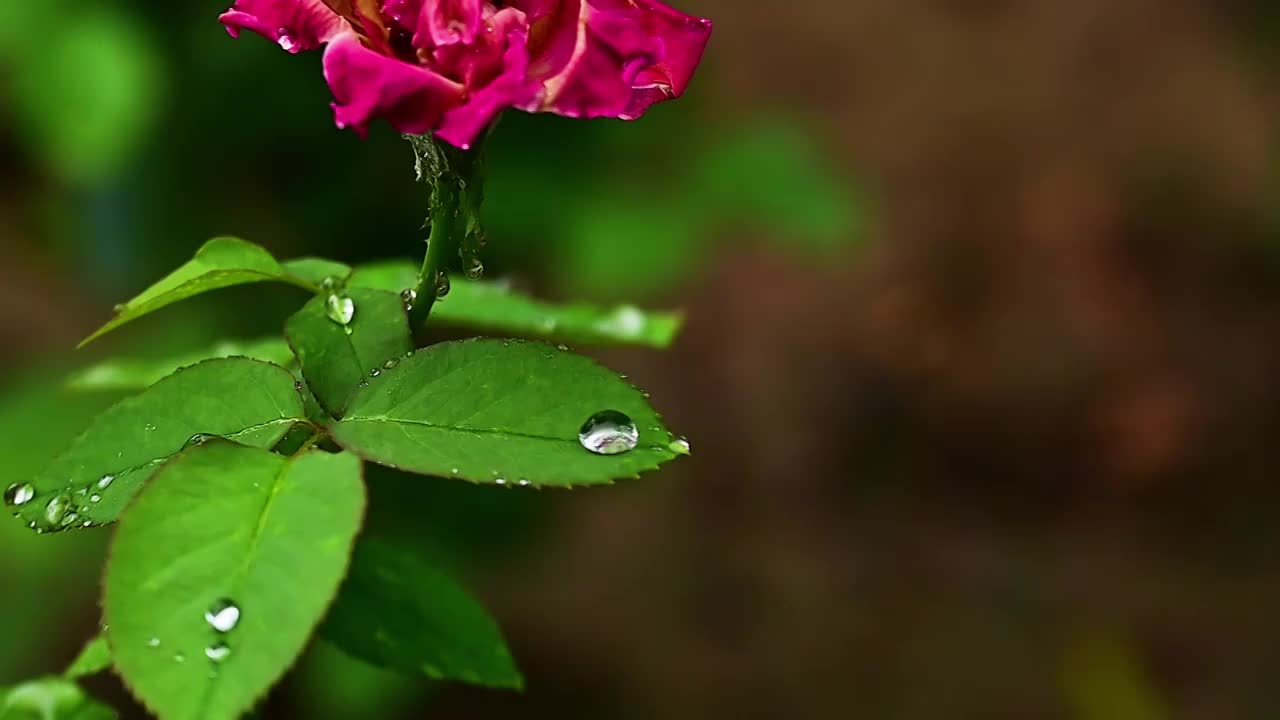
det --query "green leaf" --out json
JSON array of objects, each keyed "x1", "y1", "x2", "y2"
[
  {"x1": 286, "y1": 289, "x2": 412, "y2": 418},
  {"x1": 279, "y1": 258, "x2": 352, "y2": 288},
  {"x1": 1, "y1": 677, "x2": 116, "y2": 720},
  {"x1": 13, "y1": 358, "x2": 306, "y2": 532},
  {"x1": 349, "y1": 260, "x2": 684, "y2": 348},
  {"x1": 104, "y1": 442, "x2": 365, "y2": 720},
  {"x1": 64, "y1": 636, "x2": 110, "y2": 679},
  {"x1": 65, "y1": 338, "x2": 295, "y2": 393},
  {"x1": 330, "y1": 339, "x2": 682, "y2": 487},
  {"x1": 80, "y1": 237, "x2": 317, "y2": 347},
  {"x1": 321, "y1": 540, "x2": 521, "y2": 689}
]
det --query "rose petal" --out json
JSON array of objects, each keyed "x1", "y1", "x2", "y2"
[
  {"x1": 620, "y1": 0, "x2": 712, "y2": 119},
  {"x1": 385, "y1": 0, "x2": 485, "y2": 48},
  {"x1": 515, "y1": 0, "x2": 711, "y2": 120},
  {"x1": 323, "y1": 33, "x2": 465, "y2": 135},
  {"x1": 219, "y1": 0, "x2": 349, "y2": 53},
  {"x1": 436, "y1": 9, "x2": 537, "y2": 148}
]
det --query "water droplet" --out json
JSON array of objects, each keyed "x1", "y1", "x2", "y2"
[
  {"x1": 517, "y1": 479, "x2": 531, "y2": 487},
  {"x1": 277, "y1": 30, "x2": 297, "y2": 52},
  {"x1": 556, "y1": 344, "x2": 569, "y2": 352},
  {"x1": 97, "y1": 475, "x2": 115, "y2": 490},
  {"x1": 578, "y1": 411, "x2": 640, "y2": 455},
  {"x1": 4, "y1": 483, "x2": 34, "y2": 507},
  {"x1": 148, "y1": 637, "x2": 161, "y2": 648},
  {"x1": 59, "y1": 512, "x2": 79, "y2": 528},
  {"x1": 184, "y1": 434, "x2": 216, "y2": 450},
  {"x1": 400, "y1": 288, "x2": 418, "y2": 311},
  {"x1": 294, "y1": 381, "x2": 304, "y2": 392},
  {"x1": 205, "y1": 643, "x2": 231, "y2": 663},
  {"x1": 320, "y1": 276, "x2": 340, "y2": 293},
  {"x1": 494, "y1": 478, "x2": 506, "y2": 486},
  {"x1": 465, "y1": 257, "x2": 484, "y2": 280},
  {"x1": 205, "y1": 599, "x2": 241, "y2": 633},
  {"x1": 174, "y1": 652, "x2": 186, "y2": 663},
  {"x1": 90, "y1": 494, "x2": 102, "y2": 503},
  {"x1": 383, "y1": 358, "x2": 399, "y2": 370},
  {"x1": 81, "y1": 520, "x2": 92, "y2": 528},
  {"x1": 600, "y1": 305, "x2": 646, "y2": 337},
  {"x1": 44, "y1": 494, "x2": 72, "y2": 526},
  {"x1": 326, "y1": 293, "x2": 356, "y2": 326},
  {"x1": 405, "y1": 350, "x2": 415, "y2": 358},
  {"x1": 434, "y1": 271, "x2": 451, "y2": 298},
  {"x1": 112, "y1": 303, "x2": 126, "y2": 313},
  {"x1": 370, "y1": 368, "x2": 381, "y2": 378}
]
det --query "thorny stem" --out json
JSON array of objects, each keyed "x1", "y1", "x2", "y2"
[{"x1": 405, "y1": 133, "x2": 485, "y2": 331}]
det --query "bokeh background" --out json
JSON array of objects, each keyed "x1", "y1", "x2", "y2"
[{"x1": 4, "y1": 0, "x2": 1280, "y2": 717}]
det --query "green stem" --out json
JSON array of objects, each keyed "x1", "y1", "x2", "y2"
[
  {"x1": 404, "y1": 133, "x2": 485, "y2": 331},
  {"x1": 409, "y1": 179, "x2": 458, "y2": 327}
]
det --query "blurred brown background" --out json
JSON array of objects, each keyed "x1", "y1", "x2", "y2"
[{"x1": 4, "y1": 0, "x2": 1280, "y2": 718}]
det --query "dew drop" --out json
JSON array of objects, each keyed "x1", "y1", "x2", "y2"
[
  {"x1": 59, "y1": 512, "x2": 79, "y2": 528},
  {"x1": 578, "y1": 411, "x2": 639, "y2": 456},
  {"x1": 494, "y1": 478, "x2": 506, "y2": 486},
  {"x1": 4, "y1": 483, "x2": 34, "y2": 507},
  {"x1": 277, "y1": 30, "x2": 297, "y2": 52},
  {"x1": 434, "y1": 270, "x2": 451, "y2": 298},
  {"x1": 184, "y1": 433, "x2": 216, "y2": 450},
  {"x1": 383, "y1": 358, "x2": 399, "y2": 370},
  {"x1": 112, "y1": 303, "x2": 126, "y2": 313},
  {"x1": 44, "y1": 494, "x2": 72, "y2": 526},
  {"x1": 96, "y1": 474, "x2": 115, "y2": 490},
  {"x1": 465, "y1": 257, "x2": 484, "y2": 280},
  {"x1": 400, "y1": 288, "x2": 418, "y2": 311},
  {"x1": 370, "y1": 368, "x2": 381, "y2": 378},
  {"x1": 517, "y1": 479, "x2": 531, "y2": 487},
  {"x1": 205, "y1": 599, "x2": 241, "y2": 633},
  {"x1": 81, "y1": 520, "x2": 92, "y2": 528},
  {"x1": 174, "y1": 652, "x2": 186, "y2": 663},
  {"x1": 205, "y1": 642, "x2": 231, "y2": 663},
  {"x1": 669, "y1": 439, "x2": 691, "y2": 455},
  {"x1": 325, "y1": 293, "x2": 356, "y2": 326},
  {"x1": 90, "y1": 494, "x2": 102, "y2": 503},
  {"x1": 148, "y1": 637, "x2": 161, "y2": 648}
]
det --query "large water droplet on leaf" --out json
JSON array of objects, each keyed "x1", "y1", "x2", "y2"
[
  {"x1": 205, "y1": 599, "x2": 241, "y2": 633},
  {"x1": 578, "y1": 411, "x2": 639, "y2": 455},
  {"x1": 435, "y1": 270, "x2": 451, "y2": 298},
  {"x1": 44, "y1": 494, "x2": 72, "y2": 526},
  {"x1": 326, "y1": 293, "x2": 356, "y2": 326},
  {"x1": 4, "y1": 483, "x2": 34, "y2": 507}
]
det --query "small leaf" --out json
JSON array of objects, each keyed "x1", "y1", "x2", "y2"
[
  {"x1": 330, "y1": 339, "x2": 680, "y2": 487},
  {"x1": 81, "y1": 237, "x2": 317, "y2": 347},
  {"x1": 64, "y1": 635, "x2": 110, "y2": 679},
  {"x1": 13, "y1": 358, "x2": 306, "y2": 532},
  {"x1": 66, "y1": 338, "x2": 295, "y2": 393},
  {"x1": 279, "y1": 258, "x2": 352, "y2": 288},
  {"x1": 349, "y1": 261, "x2": 684, "y2": 348},
  {"x1": 321, "y1": 540, "x2": 521, "y2": 688},
  {"x1": 104, "y1": 442, "x2": 365, "y2": 720},
  {"x1": 1, "y1": 677, "x2": 116, "y2": 719},
  {"x1": 286, "y1": 289, "x2": 412, "y2": 418}
]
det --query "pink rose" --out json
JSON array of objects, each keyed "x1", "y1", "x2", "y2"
[{"x1": 219, "y1": 0, "x2": 712, "y2": 148}]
